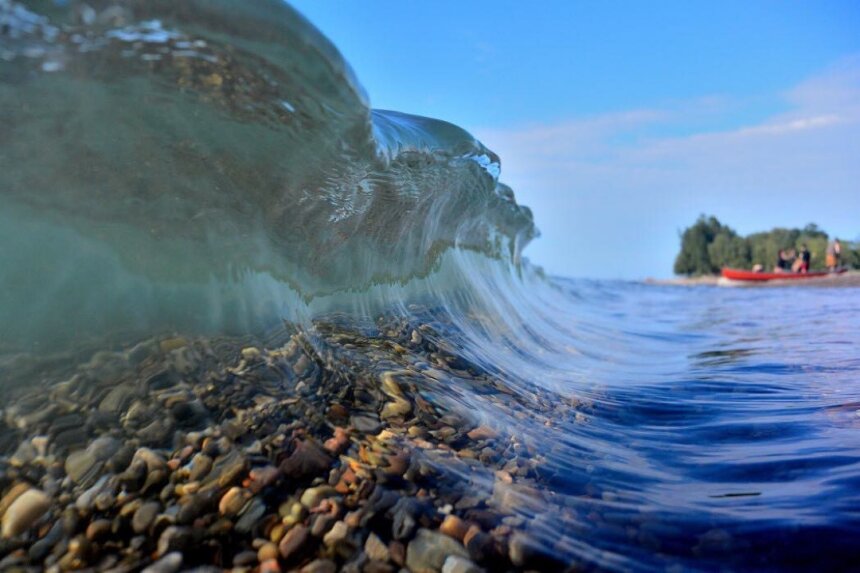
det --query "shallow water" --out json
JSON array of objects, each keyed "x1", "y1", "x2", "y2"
[
  {"x1": 498, "y1": 279, "x2": 860, "y2": 570},
  {"x1": 1, "y1": 1, "x2": 859, "y2": 571}
]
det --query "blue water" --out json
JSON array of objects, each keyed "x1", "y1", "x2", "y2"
[
  {"x1": 524, "y1": 280, "x2": 860, "y2": 570},
  {"x1": 1, "y1": 1, "x2": 859, "y2": 570}
]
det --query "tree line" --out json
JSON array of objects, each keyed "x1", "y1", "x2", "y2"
[{"x1": 674, "y1": 215, "x2": 859, "y2": 276}]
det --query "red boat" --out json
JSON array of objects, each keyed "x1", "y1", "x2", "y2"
[{"x1": 721, "y1": 268, "x2": 844, "y2": 281}]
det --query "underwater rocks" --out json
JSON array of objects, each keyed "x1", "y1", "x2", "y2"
[
  {"x1": 0, "y1": 310, "x2": 588, "y2": 571},
  {"x1": 1, "y1": 488, "x2": 51, "y2": 538}
]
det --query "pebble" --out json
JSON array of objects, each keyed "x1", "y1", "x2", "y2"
[
  {"x1": 322, "y1": 520, "x2": 348, "y2": 547},
  {"x1": 206, "y1": 449, "x2": 248, "y2": 490},
  {"x1": 0, "y1": 311, "x2": 565, "y2": 572},
  {"x1": 381, "y1": 398, "x2": 411, "y2": 419},
  {"x1": 188, "y1": 453, "x2": 213, "y2": 482},
  {"x1": 28, "y1": 520, "x2": 63, "y2": 561},
  {"x1": 351, "y1": 415, "x2": 381, "y2": 434},
  {"x1": 280, "y1": 440, "x2": 332, "y2": 482},
  {"x1": 85, "y1": 518, "x2": 112, "y2": 541},
  {"x1": 300, "y1": 558, "x2": 337, "y2": 573},
  {"x1": 133, "y1": 501, "x2": 161, "y2": 534},
  {"x1": 406, "y1": 528, "x2": 468, "y2": 573},
  {"x1": 142, "y1": 551, "x2": 183, "y2": 573},
  {"x1": 258, "y1": 541, "x2": 279, "y2": 562},
  {"x1": 259, "y1": 558, "x2": 281, "y2": 573},
  {"x1": 278, "y1": 524, "x2": 309, "y2": 561},
  {"x1": 1, "y1": 489, "x2": 51, "y2": 538},
  {"x1": 157, "y1": 526, "x2": 192, "y2": 557},
  {"x1": 235, "y1": 497, "x2": 266, "y2": 534},
  {"x1": 365, "y1": 532, "x2": 390, "y2": 562},
  {"x1": 65, "y1": 450, "x2": 101, "y2": 486},
  {"x1": 441, "y1": 555, "x2": 483, "y2": 573},
  {"x1": 234, "y1": 550, "x2": 258, "y2": 567},
  {"x1": 439, "y1": 515, "x2": 469, "y2": 542},
  {"x1": 466, "y1": 426, "x2": 497, "y2": 441},
  {"x1": 0, "y1": 483, "x2": 31, "y2": 518},
  {"x1": 219, "y1": 486, "x2": 251, "y2": 516},
  {"x1": 300, "y1": 486, "x2": 336, "y2": 509}
]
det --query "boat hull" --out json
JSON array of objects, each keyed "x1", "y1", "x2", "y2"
[{"x1": 721, "y1": 268, "x2": 843, "y2": 281}]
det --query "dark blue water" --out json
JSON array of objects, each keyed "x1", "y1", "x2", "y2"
[{"x1": 499, "y1": 280, "x2": 860, "y2": 571}]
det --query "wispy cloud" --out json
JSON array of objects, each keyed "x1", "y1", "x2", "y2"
[{"x1": 475, "y1": 56, "x2": 860, "y2": 278}]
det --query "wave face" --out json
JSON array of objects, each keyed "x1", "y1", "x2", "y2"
[
  {"x1": 2, "y1": 2, "x2": 860, "y2": 572},
  {"x1": 0, "y1": 0, "x2": 534, "y2": 350}
]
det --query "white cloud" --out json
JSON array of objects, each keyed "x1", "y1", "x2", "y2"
[{"x1": 474, "y1": 56, "x2": 860, "y2": 279}]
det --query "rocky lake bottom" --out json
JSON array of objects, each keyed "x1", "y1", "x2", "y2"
[{"x1": 0, "y1": 310, "x2": 581, "y2": 573}]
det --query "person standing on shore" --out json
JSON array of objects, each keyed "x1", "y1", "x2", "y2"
[{"x1": 826, "y1": 239, "x2": 842, "y2": 271}]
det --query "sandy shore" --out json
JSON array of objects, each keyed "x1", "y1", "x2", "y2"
[{"x1": 645, "y1": 270, "x2": 860, "y2": 288}]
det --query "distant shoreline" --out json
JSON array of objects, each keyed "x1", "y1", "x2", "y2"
[{"x1": 644, "y1": 270, "x2": 860, "y2": 288}]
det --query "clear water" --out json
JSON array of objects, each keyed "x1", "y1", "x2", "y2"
[{"x1": 1, "y1": 1, "x2": 859, "y2": 571}]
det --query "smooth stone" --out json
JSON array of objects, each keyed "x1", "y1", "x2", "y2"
[
  {"x1": 278, "y1": 524, "x2": 309, "y2": 561},
  {"x1": 466, "y1": 426, "x2": 498, "y2": 441},
  {"x1": 248, "y1": 465, "x2": 279, "y2": 493},
  {"x1": 28, "y1": 520, "x2": 64, "y2": 561},
  {"x1": 94, "y1": 490, "x2": 116, "y2": 511},
  {"x1": 10, "y1": 441, "x2": 37, "y2": 467},
  {"x1": 65, "y1": 450, "x2": 101, "y2": 486},
  {"x1": 1, "y1": 489, "x2": 51, "y2": 538},
  {"x1": 280, "y1": 440, "x2": 332, "y2": 482},
  {"x1": 234, "y1": 550, "x2": 259, "y2": 567},
  {"x1": 365, "y1": 532, "x2": 390, "y2": 562},
  {"x1": 85, "y1": 518, "x2": 112, "y2": 541},
  {"x1": 310, "y1": 514, "x2": 335, "y2": 537},
  {"x1": 439, "y1": 515, "x2": 469, "y2": 542},
  {"x1": 187, "y1": 454, "x2": 213, "y2": 482},
  {"x1": 441, "y1": 555, "x2": 482, "y2": 573},
  {"x1": 322, "y1": 520, "x2": 348, "y2": 547},
  {"x1": 257, "y1": 542, "x2": 279, "y2": 562},
  {"x1": 133, "y1": 448, "x2": 167, "y2": 473},
  {"x1": 350, "y1": 415, "x2": 381, "y2": 434},
  {"x1": 234, "y1": 497, "x2": 266, "y2": 534},
  {"x1": 137, "y1": 417, "x2": 173, "y2": 445},
  {"x1": 219, "y1": 487, "x2": 251, "y2": 517},
  {"x1": 391, "y1": 498, "x2": 423, "y2": 540},
  {"x1": 205, "y1": 449, "x2": 247, "y2": 490},
  {"x1": 75, "y1": 476, "x2": 109, "y2": 513},
  {"x1": 133, "y1": 501, "x2": 161, "y2": 534},
  {"x1": 300, "y1": 559, "x2": 336, "y2": 573},
  {"x1": 381, "y1": 398, "x2": 411, "y2": 420},
  {"x1": 157, "y1": 526, "x2": 192, "y2": 557},
  {"x1": 380, "y1": 371, "x2": 406, "y2": 397},
  {"x1": 0, "y1": 483, "x2": 31, "y2": 519},
  {"x1": 406, "y1": 529, "x2": 468, "y2": 573},
  {"x1": 142, "y1": 551, "x2": 183, "y2": 573},
  {"x1": 300, "y1": 486, "x2": 336, "y2": 509},
  {"x1": 259, "y1": 558, "x2": 281, "y2": 573},
  {"x1": 177, "y1": 493, "x2": 215, "y2": 525},
  {"x1": 106, "y1": 444, "x2": 135, "y2": 473},
  {"x1": 98, "y1": 385, "x2": 136, "y2": 414}
]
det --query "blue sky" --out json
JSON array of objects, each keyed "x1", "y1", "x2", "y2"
[{"x1": 291, "y1": 0, "x2": 860, "y2": 278}]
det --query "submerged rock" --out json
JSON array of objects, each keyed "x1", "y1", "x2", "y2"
[
  {"x1": 1, "y1": 489, "x2": 51, "y2": 538},
  {"x1": 406, "y1": 528, "x2": 469, "y2": 573}
]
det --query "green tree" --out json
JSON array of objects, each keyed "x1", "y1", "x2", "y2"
[
  {"x1": 675, "y1": 216, "x2": 858, "y2": 275},
  {"x1": 708, "y1": 233, "x2": 750, "y2": 270},
  {"x1": 674, "y1": 215, "x2": 742, "y2": 275}
]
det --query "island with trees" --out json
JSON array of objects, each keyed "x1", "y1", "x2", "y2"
[{"x1": 674, "y1": 215, "x2": 859, "y2": 276}]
